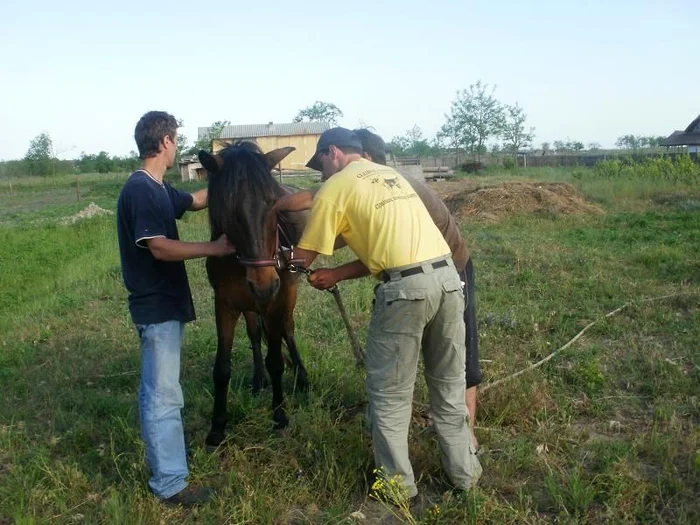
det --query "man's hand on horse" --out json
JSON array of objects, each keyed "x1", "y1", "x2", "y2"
[
  {"x1": 273, "y1": 190, "x2": 316, "y2": 213},
  {"x1": 308, "y1": 268, "x2": 338, "y2": 290},
  {"x1": 211, "y1": 234, "x2": 236, "y2": 257}
]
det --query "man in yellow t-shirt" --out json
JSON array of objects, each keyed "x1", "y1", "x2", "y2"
[
  {"x1": 291, "y1": 127, "x2": 482, "y2": 501},
  {"x1": 275, "y1": 129, "x2": 482, "y2": 450}
]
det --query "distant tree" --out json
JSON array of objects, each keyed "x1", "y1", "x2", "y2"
[
  {"x1": 431, "y1": 134, "x2": 446, "y2": 155},
  {"x1": 0, "y1": 160, "x2": 30, "y2": 178},
  {"x1": 77, "y1": 152, "x2": 96, "y2": 173},
  {"x1": 615, "y1": 135, "x2": 639, "y2": 150},
  {"x1": 93, "y1": 151, "x2": 114, "y2": 173},
  {"x1": 501, "y1": 103, "x2": 535, "y2": 156},
  {"x1": 402, "y1": 125, "x2": 433, "y2": 156},
  {"x1": 24, "y1": 133, "x2": 53, "y2": 176},
  {"x1": 387, "y1": 135, "x2": 410, "y2": 155},
  {"x1": 175, "y1": 119, "x2": 189, "y2": 161},
  {"x1": 639, "y1": 136, "x2": 666, "y2": 148},
  {"x1": 553, "y1": 140, "x2": 566, "y2": 153},
  {"x1": 587, "y1": 142, "x2": 602, "y2": 152},
  {"x1": 293, "y1": 101, "x2": 343, "y2": 126},
  {"x1": 438, "y1": 115, "x2": 475, "y2": 164},
  {"x1": 571, "y1": 141, "x2": 585, "y2": 152},
  {"x1": 443, "y1": 81, "x2": 504, "y2": 162},
  {"x1": 190, "y1": 120, "x2": 231, "y2": 154},
  {"x1": 405, "y1": 124, "x2": 423, "y2": 145},
  {"x1": 541, "y1": 142, "x2": 550, "y2": 155},
  {"x1": 70, "y1": 150, "x2": 139, "y2": 174},
  {"x1": 177, "y1": 134, "x2": 189, "y2": 159},
  {"x1": 116, "y1": 152, "x2": 140, "y2": 172},
  {"x1": 411, "y1": 142, "x2": 435, "y2": 157}
]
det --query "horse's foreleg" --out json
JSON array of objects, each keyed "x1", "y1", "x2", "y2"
[
  {"x1": 264, "y1": 323, "x2": 288, "y2": 430},
  {"x1": 243, "y1": 311, "x2": 266, "y2": 394},
  {"x1": 283, "y1": 323, "x2": 308, "y2": 394},
  {"x1": 207, "y1": 298, "x2": 239, "y2": 448},
  {"x1": 282, "y1": 282, "x2": 308, "y2": 392}
]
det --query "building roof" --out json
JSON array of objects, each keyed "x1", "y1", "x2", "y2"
[
  {"x1": 198, "y1": 121, "x2": 331, "y2": 140},
  {"x1": 661, "y1": 115, "x2": 700, "y2": 146},
  {"x1": 684, "y1": 115, "x2": 700, "y2": 134},
  {"x1": 661, "y1": 130, "x2": 700, "y2": 147}
]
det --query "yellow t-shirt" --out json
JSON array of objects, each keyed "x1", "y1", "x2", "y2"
[{"x1": 298, "y1": 158, "x2": 451, "y2": 276}]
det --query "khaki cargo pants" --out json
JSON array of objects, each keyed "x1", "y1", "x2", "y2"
[{"x1": 366, "y1": 256, "x2": 482, "y2": 498}]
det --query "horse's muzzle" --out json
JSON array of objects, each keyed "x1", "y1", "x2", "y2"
[{"x1": 246, "y1": 274, "x2": 280, "y2": 305}]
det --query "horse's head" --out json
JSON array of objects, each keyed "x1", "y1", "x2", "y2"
[{"x1": 199, "y1": 142, "x2": 295, "y2": 305}]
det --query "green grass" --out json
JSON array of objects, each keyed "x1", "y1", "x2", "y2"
[{"x1": 0, "y1": 167, "x2": 698, "y2": 523}]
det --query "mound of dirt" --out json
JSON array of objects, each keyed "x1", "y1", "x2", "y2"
[
  {"x1": 440, "y1": 181, "x2": 604, "y2": 220},
  {"x1": 61, "y1": 202, "x2": 114, "y2": 225}
]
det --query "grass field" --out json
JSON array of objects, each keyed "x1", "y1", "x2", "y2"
[{"x1": 0, "y1": 167, "x2": 698, "y2": 524}]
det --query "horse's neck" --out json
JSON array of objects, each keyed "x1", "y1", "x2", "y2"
[
  {"x1": 279, "y1": 184, "x2": 295, "y2": 196},
  {"x1": 277, "y1": 185, "x2": 308, "y2": 245}
]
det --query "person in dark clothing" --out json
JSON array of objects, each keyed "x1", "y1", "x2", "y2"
[{"x1": 117, "y1": 111, "x2": 234, "y2": 507}]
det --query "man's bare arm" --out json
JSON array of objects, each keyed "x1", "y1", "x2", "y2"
[{"x1": 147, "y1": 234, "x2": 233, "y2": 261}]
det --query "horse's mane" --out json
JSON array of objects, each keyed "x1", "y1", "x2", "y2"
[{"x1": 207, "y1": 141, "x2": 293, "y2": 245}]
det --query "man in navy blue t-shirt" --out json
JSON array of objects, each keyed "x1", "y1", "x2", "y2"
[{"x1": 117, "y1": 111, "x2": 234, "y2": 507}]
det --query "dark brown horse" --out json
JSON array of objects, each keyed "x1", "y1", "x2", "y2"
[{"x1": 198, "y1": 143, "x2": 309, "y2": 447}]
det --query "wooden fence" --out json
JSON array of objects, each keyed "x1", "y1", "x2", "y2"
[{"x1": 394, "y1": 152, "x2": 699, "y2": 170}]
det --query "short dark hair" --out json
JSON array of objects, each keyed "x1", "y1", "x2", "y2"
[
  {"x1": 318, "y1": 145, "x2": 363, "y2": 158},
  {"x1": 134, "y1": 111, "x2": 178, "y2": 159},
  {"x1": 336, "y1": 145, "x2": 363, "y2": 156},
  {"x1": 353, "y1": 128, "x2": 388, "y2": 165}
]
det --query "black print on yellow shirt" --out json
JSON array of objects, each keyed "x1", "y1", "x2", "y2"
[
  {"x1": 374, "y1": 193, "x2": 419, "y2": 210},
  {"x1": 356, "y1": 166, "x2": 395, "y2": 180}
]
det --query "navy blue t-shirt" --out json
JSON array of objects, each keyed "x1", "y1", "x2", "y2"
[{"x1": 116, "y1": 170, "x2": 196, "y2": 325}]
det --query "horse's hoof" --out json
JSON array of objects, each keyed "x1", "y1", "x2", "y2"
[
  {"x1": 205, "y1": 431, "x2": 225, "y2": 449},
  {"x1": 272, "y1": 410, "x2": 289, "y2": 430},
  {"x1": 295, "y1": 371, "x2": 309, "y2": 393},
  {"x1": 274, "y1": 426, "x2": 289, "y2": 438}
]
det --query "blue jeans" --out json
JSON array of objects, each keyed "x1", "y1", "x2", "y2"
[{"x1": 136, "y1": 321, "x2": 188, "y2": 499}]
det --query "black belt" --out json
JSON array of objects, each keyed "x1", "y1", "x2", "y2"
[{"x1": 381, "y1": 259, "x2": 449, "y2": 283}]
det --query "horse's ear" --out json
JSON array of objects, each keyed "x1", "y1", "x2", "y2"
[
  {"x1": 198, "y1": 150, "x2": 224, "y2": 173},
  {"x1": 264, "y1": 147, "x2": 296, "y2": 170}
]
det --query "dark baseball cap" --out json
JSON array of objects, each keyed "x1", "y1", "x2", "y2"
[{"x1": 306, "y1": 127, "x2": 363, "y2": 171}]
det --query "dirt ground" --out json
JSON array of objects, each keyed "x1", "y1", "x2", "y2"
[{"x1": 428, "y1": 180, "x2": 604, "y2": 221}]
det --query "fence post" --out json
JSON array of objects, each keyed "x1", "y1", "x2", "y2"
[{"x1": 76, "y1": 176, "x2": 80, "y2": 202}]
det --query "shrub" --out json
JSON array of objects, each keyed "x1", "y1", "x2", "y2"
[
  {"x1": 593, "y1": 155, "x2": 699, "y2": 183},
  {"x1": 459, "y1": 161, "x2": 483, "y2": 173}
]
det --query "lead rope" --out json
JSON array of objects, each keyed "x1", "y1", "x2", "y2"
[{"x1": 287, "y1": 263, "x2": 365, "y2": 368}]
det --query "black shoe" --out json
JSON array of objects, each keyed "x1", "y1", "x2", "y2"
[{"x1": 163, "y1": 485, "x2": 214, "y2": 507}]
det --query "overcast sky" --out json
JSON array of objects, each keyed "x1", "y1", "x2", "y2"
[{"x1": 1, "y1": 0, "x2": 697, "y2": 160}]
